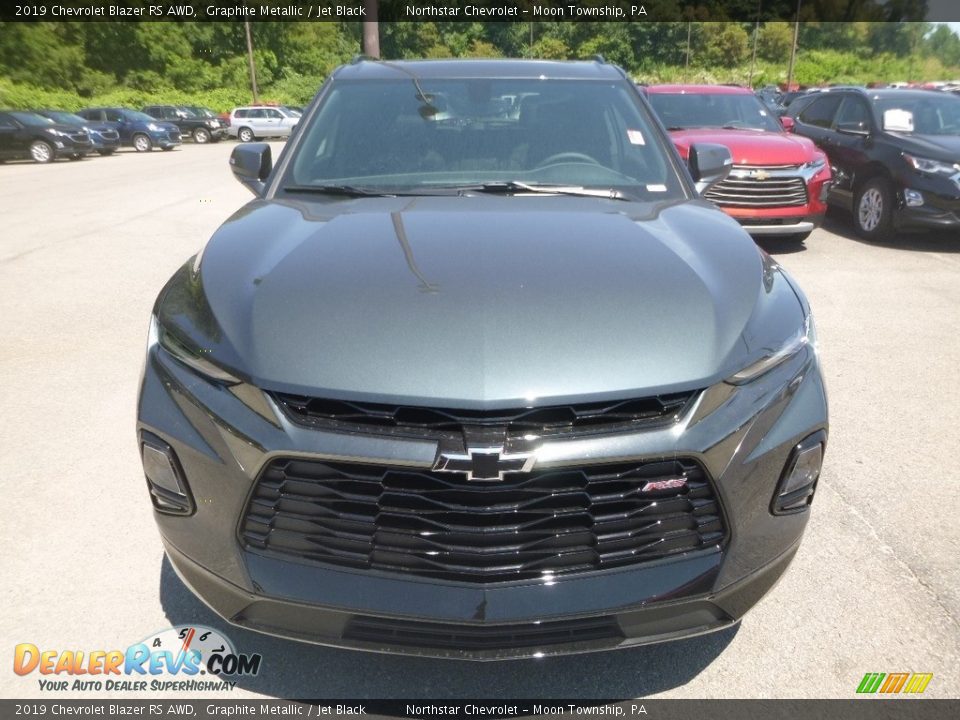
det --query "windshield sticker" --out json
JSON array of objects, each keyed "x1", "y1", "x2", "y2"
[
  {"x1": 646, "y1": 184, "x2": 667, "y2": 192},
  {"x1": 627, "y1": 129, "x2": 646, "y2": 145},
  {"x1": 883, "y1": 108, "x2": 914, "y2": 132}
]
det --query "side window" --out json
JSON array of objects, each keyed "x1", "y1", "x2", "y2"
[
  {"x1": 249, "y1": 109, "x2": 266, "y2": 119},
  {"x1": 235, "y1": 109, "x2": 248, "y2": 119},
  {"x1": 0, "y1": 114, "x2": 17, "y2": 129},
  {"x1": 798, "y1": 95, "x2": 843, "y2": 129},
  {"x1": 835, "y1": 98, "x2": 871, "y2": 130},
  {"x1": 105, "y1": 109, "x2": 124, "y2": 122},
  {"x1": 267, "y1": 110, "x2": 283, "y2": 119}
]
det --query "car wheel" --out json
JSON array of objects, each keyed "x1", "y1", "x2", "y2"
[
  {"x1": 238, "y1": 127, "x2": 255, "y2": 143},
  {"x1": 192, "y1": 127, "x2": 211, "y2": 144},
  {"x1": 29, "y1": 140, "x2": 55, "y2": 163},
  {"x1": 133, "y1": 134, "x2": 153, "y2": 152},
  {"x1": 854, "y1": 176, "x2": 894, "y2": 241}
]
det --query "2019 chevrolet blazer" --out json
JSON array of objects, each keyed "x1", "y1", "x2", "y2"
[
  {"x1": 644, "y1": 85, "x2": 832, "y2": 242},
  {"x1": 137, "y1": 59, "x2": 828, "y2": 660}
]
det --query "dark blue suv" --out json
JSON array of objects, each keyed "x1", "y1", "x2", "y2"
[{"x1": 77, "y1": 107, "x2": 181, "y2": 152}]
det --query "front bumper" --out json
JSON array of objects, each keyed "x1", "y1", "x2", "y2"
[
  {"x1": 138, "y1": 316, "x2": 827, "y2": 659},
  {"x1": 149, "y1": 130, "x2": 182, "y2": 149}
]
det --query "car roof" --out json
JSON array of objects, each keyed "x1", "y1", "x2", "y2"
[
  {"x1": 332, "y1": 58, "x2": 626, "y2": 81},
  {"x1": 645, "y1": 84, "x2": 752, "y2": 95}
]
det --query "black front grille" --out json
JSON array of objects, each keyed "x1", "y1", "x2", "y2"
[
  {"x1": 100, "y1": 130, "x2": 119, "y2": 140},
  {"x1": 343, "y1": 615, "x2": 623, "y2": 650},
  {"x1": 705, "y1": 166, "x2": 808, "y2": 208},
  {"x1": 241, "y1": 457, "x2": 726, "y2": 583},
  {"x1": 272, "y1": 392, "x2": 695, "y2": 439}
]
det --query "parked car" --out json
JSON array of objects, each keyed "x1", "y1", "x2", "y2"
[
  {"x1": 787, "y1": 87, "x2": 960, "y2": 240},
  {"x1": 644, "y1": 84, "x2": 832, "y2": 241},
  {"x1": 34, "y1": 109, "x2": 121, "y2": 156},
  {"x1": 0, "y1": 110, "x2": 93, "y2": 163},
  {"x1": 138, "y1": 59, "x2": 828, "y2": 659},
  {"x1": 76, "y1": 107, "x2": 181, "y2": 152},
  {"x1": 228, "y1": 105, "x2": 298, "y2": 142},
  {"x1": 142, "y1": 105, "x2": 228, "y2": 144}
]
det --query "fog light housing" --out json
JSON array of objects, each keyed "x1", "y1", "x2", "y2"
[
  {"x1": 140, "y1": 431, "x2": 194, "y2": 515},
  {"x1": 904, "y1": 189, "x2": 924, "y2": 207},
  {"x1": 772, "y1": 430, "x2": 826, "y2": 515},
  {"x1": 819, "y1": 181, "x2": 831, "y2": 203}
]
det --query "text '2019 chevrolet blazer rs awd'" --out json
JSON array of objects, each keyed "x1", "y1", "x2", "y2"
[{"x1": 137, "y1": 59, "x2": 828, "y2": 660}]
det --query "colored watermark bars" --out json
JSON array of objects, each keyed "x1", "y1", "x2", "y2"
[{"x1": 857, "y1": 672, "x2": 933, "y2": 694}]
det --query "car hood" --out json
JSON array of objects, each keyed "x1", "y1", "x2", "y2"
[
  {"x1": 159, "y1": 197, "x2": 802, "y2": 407},
  {"x1": 668, "y1": 128, "x2": 818, "y2": 165},
  {"x1": 887, "y1": 132, "x2": 960, "y2": 161}
]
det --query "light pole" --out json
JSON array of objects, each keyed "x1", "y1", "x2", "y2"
[
  {"x1": 785, "y1": 0, "x2": 801, "y2": 91},
  {"x1": 749, "y1": 0, "x2": 762, "y2": 87},
  {"x1": 244, "y1": 18, "x2": 259, "y2": 104}
]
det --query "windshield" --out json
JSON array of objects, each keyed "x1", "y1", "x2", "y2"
[
  {"x1": 11, "y1": 112, "x2": 55, "y2": 127},
  {"x1": 648, "y1": 92, "x2": 783, "y2": 132},
  {"x1": 874, "y1": 94, "x2": 960, "y2": 135},
  {"x1": 284, "y1": 78, "x2": 684, "y2": 199},
  {"x1": 41, "y1": 111, "x2": 85, "y2": 125},
  {"x1": 184, "y1": 106, "x2": 214, "y2": 118}
]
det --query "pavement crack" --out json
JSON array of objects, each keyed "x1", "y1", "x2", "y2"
[{"x1": 820, "y1": 474, "x2": 960, "y2": 631}]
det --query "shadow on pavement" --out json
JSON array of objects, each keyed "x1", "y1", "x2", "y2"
[
  {"x1": 819, "y1": 208, "x2": 960, "y2": 253},
  {"x1": 159, "y1": 556, "x2": 738, "y2": 699}
]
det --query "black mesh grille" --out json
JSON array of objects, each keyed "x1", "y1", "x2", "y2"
[
  {"x1": 343, "y1": 615, "x2": 623, "y2": 650},
  {"x1": 272, "y1": 391, "x2": 696, "y2": 439},
  {"x1": 241, "y1": 457, "x2": 726, "y2": 583}
]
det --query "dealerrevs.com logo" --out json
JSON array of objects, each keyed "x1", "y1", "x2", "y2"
[{"x1": 13, "y1": 625, "x2": 262, "y2": 692}]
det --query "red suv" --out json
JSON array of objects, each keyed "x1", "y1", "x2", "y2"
[{"x1": 644, "y1": 85, "x2": 832, "y2": 241}]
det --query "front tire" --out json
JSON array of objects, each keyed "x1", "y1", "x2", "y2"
[
  {"x1": 237, "y1": 127, "x2": 255, "y2": 143},
  {"x1": 192, "y1": 127, "x2": 211, "y2": 144},
  {"x1": 133, "y1": 133, "x2": 153, "y2": 152},
  {"x1": 854, "y1": 176, "x2": 894, "y2": 242},
  {"x1": 30, "y1": 140, "x2": 54, "y2": 163}
]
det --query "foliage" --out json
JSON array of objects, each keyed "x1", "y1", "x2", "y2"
[{"x1": 1, "y1": 20, "x2": 959, "y2": 114}]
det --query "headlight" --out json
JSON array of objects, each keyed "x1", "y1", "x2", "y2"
[
  {"x1": 903, "y1": 153, "x2": 960, "y2": 178},
  {"x1": 727, "y1": 314, "x2": 816, "y2": 385},
  {"x1": 150, "y1": 316, "x2": 239, "y2": 384},
  {"x1": 45, "y1": 128, "x2": 68, "y2": 138},
  {"x1": 207, "y1": 119, "x2": 219, "y2": 128}
]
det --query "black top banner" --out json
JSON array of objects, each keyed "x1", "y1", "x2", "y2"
[{"x1": 4, "y1": 0, "x2": 960, "y2": 23}]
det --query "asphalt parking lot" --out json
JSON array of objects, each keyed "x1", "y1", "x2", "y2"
[{"x1": 1, "y1": 142, "x2": 958, "y2": 700}]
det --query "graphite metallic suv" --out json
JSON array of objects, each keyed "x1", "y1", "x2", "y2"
[
  {"x1": 644, "y1": 85, "x2": 831, "y2": 242},
  {"x1": 142, "y1": 105, "x2": 229, "y2": 144},
  {"x1": 0, "y1": 110, "x2": 93, "y2": 162},
  {"x1": 138, "y1": 59, "x2": 828, "y2": 660},
  {"x1": 77, "y1": 107, "x2": 181, "y2": 152},
  {"x1": 787, "y1": 87, "x2": 960, "y2": 240}
]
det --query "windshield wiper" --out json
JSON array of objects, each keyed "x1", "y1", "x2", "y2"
[
  {"x1": 283, "y1": 184, "x2": 393, "y2": 197},
  {"x1": 459, "y1": 181, "x2": 630, "y2": 200}
]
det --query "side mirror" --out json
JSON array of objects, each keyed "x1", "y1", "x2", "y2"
[
  {"x1": 230, "y1": 143, "x2": 272, "y2": 197},
  {"x1": 780, "y1": 116, "x2": 796, "y2": 133},
  {"x1": 688, "y1": 143, "x2": 733, "y2": 195},
  {"x1": 836, "y1": 121, "x2": 870, "y2": 136}
]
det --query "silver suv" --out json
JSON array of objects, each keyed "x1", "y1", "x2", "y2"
[{"x1": 228, "y1": 106, "x2": 298, "y2": 142}]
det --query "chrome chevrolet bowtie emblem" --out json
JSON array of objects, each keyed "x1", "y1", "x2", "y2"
[{"x1": 434, "y1": 447, "x2": 536, "y2": 482}]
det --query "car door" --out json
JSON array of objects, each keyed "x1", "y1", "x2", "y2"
[
  {"x1": 793, "y1": 94, "x2": 844, "y2": 204},
  {"x1": 828, "y1": 95, "x2": 876, "y2": 202},
  {"x1": 0, "y1": 113, "x2": 23, "y2": 159},
  {"x1": 248, "y1": 108, "x2": 269, "y2": 135},
  {"x1": 103, "y1": 108, "x2": 131, "y2": 143}
]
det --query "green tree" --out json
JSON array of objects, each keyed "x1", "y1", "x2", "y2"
[
  {"x1": 701, "y1": 23, "x2": 750, "y2": 68},
  {"x1": 757, "y1": 22, "x2": 793, "y2": 62}
]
